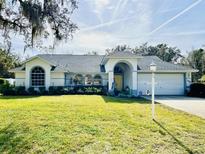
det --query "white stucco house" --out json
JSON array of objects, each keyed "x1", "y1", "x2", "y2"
[{"x1": 10, "y1": 51, "x2": 197, "y2": 96}]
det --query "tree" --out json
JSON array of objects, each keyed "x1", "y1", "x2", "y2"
[
  {"x1": 0, "y1": 48, "x2": 20, "y2": 78},
  {"x1": 133, "y1": 43, "x2": 183, "y2": 63},
  {"x1": 105, "y1": 45, "x2": 130, "y2": 54},
  {"x1": 0, "y1": 0, "x2": 78, "y2": 50},
  {"x1": 85, "y1": 51, "x2": 99, "y2": 55},
  {"x1": 187, "y1": 48, "x2": 205, "y2": 81},
  {"x1": 106, "y1": 43, "x2": 183, "y2": 63}
]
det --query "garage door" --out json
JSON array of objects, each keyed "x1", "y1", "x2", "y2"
[{"x1": 138, "y1": 73, "x2": 185, "y2": 95}]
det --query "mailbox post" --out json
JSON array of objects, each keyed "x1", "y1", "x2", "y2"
[{"x1": 150, "y1": 62, "x2": 157, "y2": 120}]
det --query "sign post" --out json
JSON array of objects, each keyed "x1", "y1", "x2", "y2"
[{"x1": 150, "y1": 62, "x2": 157, "y2": 120}]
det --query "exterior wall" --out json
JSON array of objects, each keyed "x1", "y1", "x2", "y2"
[
  {"x1": 138, "y1": 73, "x2": 185, "y2": 95},
  {"x1": 50, "y1": 72, "x2": 65, "y2": 86},
  {"x1": 15, "y1": 72, "x2": 25, "y2": 86},
  {"x1": 185, "y1": 72, "x2": 192, "y2": 87},
  {"x1": 25, "y1": 58, "x2": 51, "y2": 90},
  {"x1": 101, "y1": 73, "x2": 108, "y2": 86},
  {"x1": 14, "y1": 55, "x2": 191, "y2": 96}
]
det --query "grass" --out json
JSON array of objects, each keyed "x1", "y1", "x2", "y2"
[{"x1": 0, "y1": 95, "x2": 205, "y2": 153}]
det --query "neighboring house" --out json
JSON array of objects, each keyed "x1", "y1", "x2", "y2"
[{"x1": 10, "y1": 51, "x2": 197, "y2": 95}]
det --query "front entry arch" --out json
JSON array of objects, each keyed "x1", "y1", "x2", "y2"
[{"x1": 114, "y1": 62, "x2": 133, "y2": 92}]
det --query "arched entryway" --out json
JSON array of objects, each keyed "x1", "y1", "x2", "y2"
[{"x1": 114, "y1": 62, "x2": 133, "y2": 92}]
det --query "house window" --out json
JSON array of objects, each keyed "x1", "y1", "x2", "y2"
[
  {"x1": 31, "y1": 66, "x2": 45, "y2": 87},
  {"x1": 85, "y1": 74, "x2": 93, "y2": 85},
  {"x1": 74, "y1": 74, "x2": 84, "y2": 85},
  {"x1": 93, "y1": 75, "x2": 102, "y2": 85}
]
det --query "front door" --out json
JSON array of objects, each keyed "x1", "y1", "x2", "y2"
[{"x1": 114, "y1": 74, "x2": 123, "y2": 91}]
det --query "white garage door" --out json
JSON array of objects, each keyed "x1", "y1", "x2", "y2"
[{"x1": 138, "y1": 73, "x2": 185, "y2": 95}]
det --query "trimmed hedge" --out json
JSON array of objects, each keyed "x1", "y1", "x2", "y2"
[
  {"x1": 0, "y1": 78, "x2": 5, "y2": 85},
  {"x1": 1, "y1": 85, "x2": 108, "y2": 96},
  {"x1": 188, "y1": 83, "x2": 205, "y2": 98},
  {"x1": 48, "y1": 86, "x2": 107, "y2": 95},
  {"x1": 0, "y1": 79, "x2": 13, "y2": 95}
]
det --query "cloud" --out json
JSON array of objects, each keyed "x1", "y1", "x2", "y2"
[
  {"x1": 157, "y1": 7, "x2": 181, "y2": 14},
  {"x1": 111, "y1": 0, "x2": 124, "y2": 20},
  {"x1": 81, "y1": 0, "x2": 153, "y2": 34},
  {"x1": 149, "y1": 0, "x2": 202, "y2": 35},
  {"x1": 80, "y1": 15, "x2": 138, "y2": 32},
  {"x1": 86, "y1": 0, "x2": 110, "y2": 23},
  {"x1": 160, "y1": 30, "x2": 205, "y2": 36},
  {"x1": 56, "y1": 31, "x2": 119, "y2": 54}
]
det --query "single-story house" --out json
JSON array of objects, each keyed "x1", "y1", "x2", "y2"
[{"x1": 10, "y1": 51, "x2": 197, "y2": 95}]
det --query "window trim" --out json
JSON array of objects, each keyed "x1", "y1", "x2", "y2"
[
  {"x1": 93, "y1": 74, "x2": 102, "y2": 85},
  {"x1": 30, "y1": 66, "x2": 45, "y2": 87}
]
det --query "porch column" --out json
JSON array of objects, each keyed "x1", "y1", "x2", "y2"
[
  {"x1": 108, "y1": 71, "x2": 114, "y2": 92},
  {"x1": 132, "y1": 71, "x2": 138, "y2": 96},
  {"x1": 45, "y1": 69, "x2": 50, "y2": 90},
  {"x1": 25, "y1": 67, "x2": 30, "y2": 90}
]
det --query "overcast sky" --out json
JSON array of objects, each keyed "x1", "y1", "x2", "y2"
[{"x1": 6, "y1": 0, "x2": 205, "y2": 57}]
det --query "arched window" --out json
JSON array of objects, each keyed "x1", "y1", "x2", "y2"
[
  {"x1": 74, "y1": 74, "x2": 84, "y2": 85},
  {"x1": 31, "y1": 67, "x2": 45, "y2": 87},
  {"x1": 85, "y1": 74, "x2": 93, "y2": 85},
  {"x1": 93, "y1": 75, "x2": 102, "y2": 85}
]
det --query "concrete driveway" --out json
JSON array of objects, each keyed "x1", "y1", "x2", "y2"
[{"x1": 143, "y1": 96, "x2": 205, "y2": 119}]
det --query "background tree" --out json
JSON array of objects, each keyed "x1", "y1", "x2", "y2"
[
  {"x1": 187, "y1": 48, "x2": 205, "y2": 81},
  {"x1": 0, "y1": 48, "x2": 20, "y2": 78},
  {"x1": 133, "y1": 43, "x2": 183, "y2": 63},
  {"x1": 105, "y1": 45, "x2": 130, "y2": 54},
  {"x1": 85, "y1": 51, "x2": 99, "y2": 55},
  {"x1": 106, "y1": 43, "x2": 183, "y2": 64},
  {"x1": 0, "y1": 0, "x2": 78, "y2": 50}
]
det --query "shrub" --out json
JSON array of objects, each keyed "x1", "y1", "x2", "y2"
[
  {"x1": 2, "y1": 88, "x2": 16, "y2": 95},
  {"x1": 15, "y1": 86, "x2": 28, "y2": 95},
  {"x1": 28, "y1": 87, "x2": 39, "y2": 95},
  {"x1": 39, "y1": 87, "x2": 48, "y2": 95},
  {"x1": 48, "y1": 86, "x2": 55, "y2": 95},
  {"x1": 0, "y1": 81, "x2": 15, "y2": 95},
  {"x1": 0, "y1": 78, "x2": 5, "y2": 85},
  {"x1": 49, "y1": 86, "x2": 64, "y2": 95},
  {"x1": 56, "y1": 86, "x2": 65, "y2": 95},
  {"x1": 84, "y1": 87, "x2": 93, "y2": 94},
  {"x1": 66, "y1": 87, "x2": 75, "y2": 94},
  {"x1": 188, "y1": 83, "x2": 205, "y2": 97}
]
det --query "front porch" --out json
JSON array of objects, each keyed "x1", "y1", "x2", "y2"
[{"x1": 108, "y1": 61, "x2": 138, "y2": 96}]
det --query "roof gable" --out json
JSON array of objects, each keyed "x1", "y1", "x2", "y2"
[{"x1": 22, "y1": 55, "x2": 56, "y2": 66}]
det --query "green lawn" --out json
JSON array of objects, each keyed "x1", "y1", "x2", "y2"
[{"x1": 0, "y1": 95, "x2": 205, "y2": 153}]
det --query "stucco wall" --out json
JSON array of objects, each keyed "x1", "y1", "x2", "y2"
[
  {"x1": 25, "y1": 57, "x2": 51, "y2": 90},
  {"x1": 15, "y1": 72, "x2": 25, "y2": 86},
  {"x1": 101, "y1": 73, "x2": 108, "y2": 86},
  {"x1": 50, "y1": 72, "x2": 65, "y2": 86}
]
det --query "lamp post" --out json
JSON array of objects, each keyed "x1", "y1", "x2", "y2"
[{"x1": 150, "y1": 62, "x2": 157, "y2": 120}]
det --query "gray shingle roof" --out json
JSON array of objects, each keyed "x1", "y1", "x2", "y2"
[
  {"x1": 38, "y1": 54, "x2": 105, "y2": 73},
  {"x1": 10, "y1": 54, "x2": 197, "y2": 73},
  {"x1": 107, "y1": 50, "x2": 140, "y2": 58},
  {"x1": 9, "y1": 66, "x2": 25, "y2": 72},
  {"x1": 137, "y1": 56, "x2": 196, "y2": 72}
]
